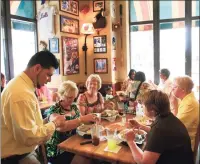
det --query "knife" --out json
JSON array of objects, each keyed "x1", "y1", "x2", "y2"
[{"x1": 80, "y1": 140, "x2": 92, "y2": 145}]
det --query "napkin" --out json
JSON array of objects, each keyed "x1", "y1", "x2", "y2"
[{"x1": 104, "y1": 145, "x2": 121, "y2": 153}]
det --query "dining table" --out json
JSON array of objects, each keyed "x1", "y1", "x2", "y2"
[{"x1": 58, "y1": 114, "x2": 146, "y2": 164}]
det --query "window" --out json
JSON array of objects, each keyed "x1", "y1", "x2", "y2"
[
  {"x1": 1, "y1": 0, "x2": 37, "y2": 79},
  {"x1": 130, "y1": 0, "x2": 200, "y2": 86}
]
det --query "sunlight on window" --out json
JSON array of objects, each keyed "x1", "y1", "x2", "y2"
[
  {"x1": 160, "y1": 22, "x2": 185, "y2": 80},
  {"x1": 130, "y1": 24, "x2": 154, "y2": 81},
  {"x1": 11, "y1": 19, "x2": 36, "y2": 76}
]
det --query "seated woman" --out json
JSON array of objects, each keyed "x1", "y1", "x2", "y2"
[
  {"x1": 46, "y1": 80, "x2": 96, "y2": 164},
  {"x1": 126, "y1": 90, "x2": 194, "y2": 164},
  {"x1": 121, "y1": 69, "x2": 136, "y2": 91},
  {"x1": 77, "y1": 74, "x2": 116, "y2": 115},
  {"x1": 36, "y1": 85, "x2": 53, "y2": 102}
]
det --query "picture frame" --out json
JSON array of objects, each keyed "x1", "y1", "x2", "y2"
[
  {"x1": 94, "y1": 58, "x2": 108, "y2": 74},
  {"x1": 93, "y1": 35, "x2": 107, "y2": 53},
  {"x1": 61, "y1": 36, "x2": 79, "y2": 75},
  {"x1": 48, "y1": 38, "x2": 59, "y2": 53},
  {"x1": 93, "y1": 0, "x2": 105, "y2": 12},
  {"x1": 60, "y1": 15, "x2": 79, "y2": 35},
  {"x1": 59, "y1": 0, "x2": 79, "y2": 16}
]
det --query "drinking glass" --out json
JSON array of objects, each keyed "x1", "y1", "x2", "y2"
[
  {"x1": 106, "y1": 128, "x2": 117, "y2": 150},
  {"x1": 91, "y1": 125, "x2": 100, "y2": 146}
]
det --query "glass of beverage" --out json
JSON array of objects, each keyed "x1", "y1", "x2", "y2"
[
  {"x1": 106, "y1": 128, "x2": 117, "y2": 150},
  {"x1": 91, "y1": 125, "x2": 100, "y2": 146}
]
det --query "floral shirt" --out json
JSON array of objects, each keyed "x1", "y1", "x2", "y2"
[
  {"x1": 45, "y1": 101, "x2": 80, "y2": 158},
  {"x1": 77, "y1": 92, "x2": 104, "y2": 114}
]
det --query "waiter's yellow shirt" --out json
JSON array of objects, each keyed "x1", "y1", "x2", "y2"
[
  {"x1": 1, "y1": 72, "x2": 55, "y2": 158},
  {"x1": 177, "y1": 92, "x2": 199, "y2": 151}
]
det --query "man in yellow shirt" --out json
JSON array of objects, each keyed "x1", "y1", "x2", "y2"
[
  {"x1": 1, "y1": 51, "x2": 65, "y2": 164},
  {"x1": 172, "y1": 76, "x2": 199, "y2": 151}
]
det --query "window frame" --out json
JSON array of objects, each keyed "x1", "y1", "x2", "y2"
[
  {"x1": 2, "y1": 0, "x2": 38, "y2": 80},
  {"x1": 129, "y1": 0, "x2": 200, "y2": 84}
]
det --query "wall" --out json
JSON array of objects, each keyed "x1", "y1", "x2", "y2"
[{"x1": 36, "y1": 1, "x2": 129, "y2": 89}]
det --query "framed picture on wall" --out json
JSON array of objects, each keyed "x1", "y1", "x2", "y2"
[
  {"x1": 93, "y1": 0, "x2": 105, "y2": 12},
  {"x1": 49, "y1": 38, "x2": 59, "y2": 53},
  {"x1": 59, "y1": 0, "x2": 79, "y2": 16},
  {"x1": 94, "y1": 58, "x2": 108, "y2": 74},
  {"x1": 61, "y1": 36, "x2": 79, "y2": 75},
  {"x1": 93, "y1": 35, "x2": 107, "y2": 53},
  {"x1": 60, "y1": 15, "x2": 79, "y2": 35}
]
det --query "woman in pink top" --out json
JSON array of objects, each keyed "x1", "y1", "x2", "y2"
[{"x1": 36, "y1": 85, "x2": 52, "y2": 101}]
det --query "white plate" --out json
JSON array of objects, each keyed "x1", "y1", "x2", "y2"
[
  {"x1": 76, "y1": 124, "x2": 104, "y2": 136},
  {"x1": 118, "y1": 129, "x2": 146, "y2": 144}
]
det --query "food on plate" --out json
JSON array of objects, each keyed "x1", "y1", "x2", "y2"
[
  {"x1": 118, "y1": 128, "x2": 146, "y2": 144},
  {"x1": 106, "y1": 123, "x2": 125, "y2": 132},
  {"x1": 101, "y1": 109, "x2": 118, "y2": 117},
  {"x1": 77, "y1": 125, "x2": 91, "y2": 132}
]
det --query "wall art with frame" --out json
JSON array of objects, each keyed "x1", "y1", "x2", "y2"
[
  {"x1": 94, "y1": 58, "x2": 108, "y2": 74},
  {"x1": 48, "y1": 38, "x2": 59, "y2": 53},
  {"x1": 93, "y1": 0, "x2": 105, "y2": 12},
  {"x1": 93, "y1": 35, "x2": 107, "y2": 53},
  {"x1": 61, "y1": 36, "x2": 79, "y2": 75},
  {"x1": 59, "y1": 0, "x2": 79, "y2": 16},
  {"x1": 60, "y1": 15, "x2": 79, "y2": 35}
]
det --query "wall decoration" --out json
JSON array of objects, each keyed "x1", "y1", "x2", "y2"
[
  {"x1": 94, "y1": 58, "x2": 108, "y2": 74},
  {"x1": 61, "y1": 36, "x2": 79, "y2": 75},
  {"x1": 60, "y1": 15, "x2": 79, "y2": 35},
  {"x1": 54, "y1": 59, "x2": 60, "y2": 75},
  {"x1": 112, "y1": 36, "x2": 116, "y2": 50},
  {"x1": 49, "y1": 38, "x2": 59, "y2": 53},
  {"x1": 93, "y1": 0, "x2": 105, "y2": 12},
  {"x1": 93, "y1": 35, "x2": 107, "y2": 53},
  {"x1": 112, "y1": 57, "x2": 116, "y2": 71},
  {"x1": 59, "y1": 0, "x2": 79, "y2": 16}
]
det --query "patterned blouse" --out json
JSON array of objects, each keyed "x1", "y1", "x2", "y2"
[
  {"x1": 45, "y1": 101, "x2": 80, "y2": 158},
  {"x1": 77, "y1": 92, "x2": 104, "y2": 115}
]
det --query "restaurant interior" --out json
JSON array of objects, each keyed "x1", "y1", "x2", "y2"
[{"x1": 1, "y1": 0, "x2": 199, "y2": 164}]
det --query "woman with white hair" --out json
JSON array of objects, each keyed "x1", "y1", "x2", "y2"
[
  {"x1": 172, "y1": 76, "x2": 199, "y2": 151},
  {"x1": 46, "y1": 80, "x2": 96, "y2": 164},
  {"x1": 77, "y1": 74, "x2": 105, "y2": 115}
]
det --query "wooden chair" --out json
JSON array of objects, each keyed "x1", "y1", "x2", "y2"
[
  {"x1": 194, "y1": 123, "x2": 200, "y2": 164},
  {"x1": 38, "y1": 144, "x2": 48, "y2": 164}
]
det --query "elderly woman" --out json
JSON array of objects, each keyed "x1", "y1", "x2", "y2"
[
  {"x1": 121, "y1": 69, "x2": 136, "y2": 91},
  {"x1": 77, "y1": 74, "x2": 105, "y2": 115},
  {"x1": 126, "y1": 90, "x2": 194, "y2": 164},
  {"x1": 172, "y1": 76, "x2": 199, "y2": 151},
  {"x1": 46, "y1": 80, "x2": 96, "y2": 164}
]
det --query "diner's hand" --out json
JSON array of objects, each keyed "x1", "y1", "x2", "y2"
[
  {"x1": 128, "y1": 119, "x2": 141, "y2": 129},
  {"x1": 80, "y1": 114, "x2": 96, "y2": 124},
  {"x1": 125, "y1": 130, "x2": 135, "y2": 143},
  {"x1": 50, "y1": 115, "x2": 66, "y2": 130}
]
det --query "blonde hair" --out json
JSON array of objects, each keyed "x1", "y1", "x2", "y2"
[
  {"x1": 58, "y1": 80, "x2": 78, "y2": 98},
  {"x1": 174, "y1": 76, "x2": 194, "y2": 94},
  {"x1": 86, "y1": 74, "x2": 102, "y2": 90}
]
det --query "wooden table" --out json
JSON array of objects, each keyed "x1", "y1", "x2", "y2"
[{"x1": 58, "y1": 115, "x2": 137, "y2": 164}]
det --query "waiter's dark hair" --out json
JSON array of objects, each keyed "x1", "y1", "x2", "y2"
[{"x1": 27, "y1": 51, "x2": 59, "y2": 69}]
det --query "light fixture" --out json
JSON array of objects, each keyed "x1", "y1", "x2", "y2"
[{"x1": 81, "y1": 23, "x2": 95, "y2": 75}]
